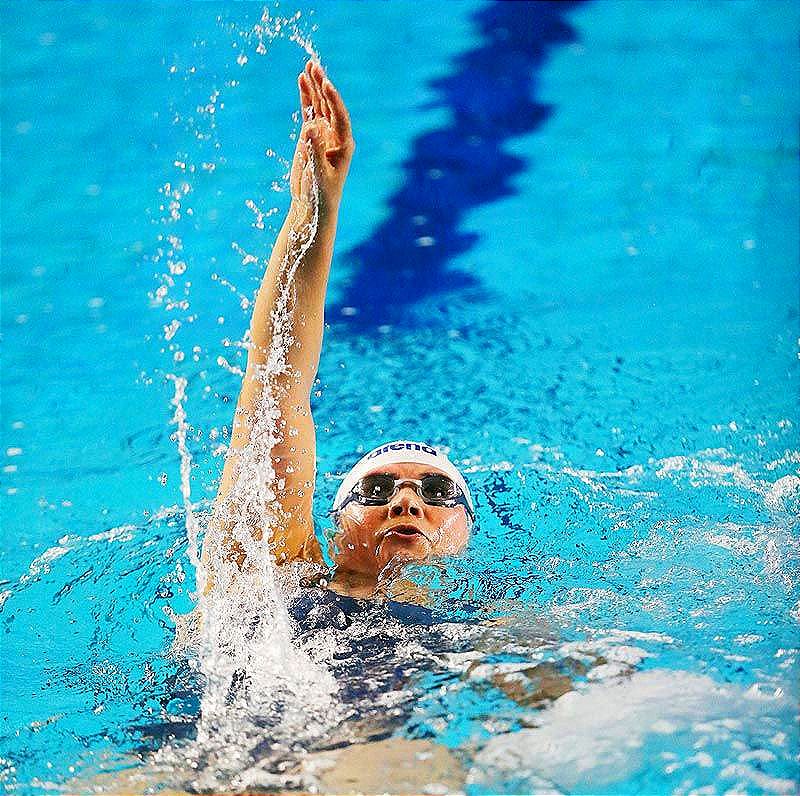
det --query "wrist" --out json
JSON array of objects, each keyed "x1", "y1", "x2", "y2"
[{"x1": 288, "y1": 196, "x2": 340, "y2": 230}]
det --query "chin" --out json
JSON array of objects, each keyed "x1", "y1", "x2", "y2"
[{"x1": 378, "y1": 536, "x2": 432, "y2": 565}]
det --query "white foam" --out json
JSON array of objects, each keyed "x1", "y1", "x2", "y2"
[
  {"x1": 470, "y1": 669, "x2": 793, "y2": 793},
  {"x1": 764, "y1": 475, "x2": 800, "y2": 513}
]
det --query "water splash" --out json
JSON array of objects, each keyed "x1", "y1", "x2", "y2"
[
  {"x1": 166, "y1": 374, "x2": 203, "y2": 585},
  {"x1": 148, "y1": 9, "x2": 341, "y2": 790}
]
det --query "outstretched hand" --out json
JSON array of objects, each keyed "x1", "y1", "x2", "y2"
[{"x1": 290, "y1": 60, "x2": 354, "y2": 221}]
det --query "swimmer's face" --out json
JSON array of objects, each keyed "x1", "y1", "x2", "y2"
[{"x1": 332, "y1": 461, "x2": 471, "y2": 577}]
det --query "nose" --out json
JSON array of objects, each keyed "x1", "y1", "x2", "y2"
[{"x1": 388, "y1": 485, "x2": 423, "y2": 518}]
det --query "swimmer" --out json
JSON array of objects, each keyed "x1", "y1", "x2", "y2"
[
  {"x1": 74, "y1": 60, "x2": 621, "y2": 796},
  {"x1": 207, "y1": 61, "x2": 474, "y2": 597}
]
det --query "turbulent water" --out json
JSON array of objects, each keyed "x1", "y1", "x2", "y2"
[
  {"x1": 2, "y1": 2, "x2": 798, "y2": 794},
  {"x1": 2, "y1": 442, "x2": 797, "y2": 792}
]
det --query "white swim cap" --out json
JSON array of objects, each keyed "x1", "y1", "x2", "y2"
[{"x1": 332, "y1": 440, "x2": 474, "y2": 517}]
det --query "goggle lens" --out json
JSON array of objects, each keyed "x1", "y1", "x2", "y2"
[
  {"x1": 357, "y1": 474, "x2": 397, "y2": 500},
  {"x1": 355, "y1": 474, "x2": 460, "y2": 503},
  {"x1": 421, "y1": 474, "x2": 458, "y2": 500}
]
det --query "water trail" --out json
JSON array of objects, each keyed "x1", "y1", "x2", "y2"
[
  {"x1": 172, "y1": 158, "x2": 337, "y2": 786},
  {"x1": 167, "y1": 373, "x2": 204, "y2": 588},
  {"x1": 149, "y1": 10, "x2": 339, "y2": 789}
]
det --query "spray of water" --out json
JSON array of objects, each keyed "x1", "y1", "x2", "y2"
[{"x1": 150, "y1": 10, "x2": 340, "y2": 790}]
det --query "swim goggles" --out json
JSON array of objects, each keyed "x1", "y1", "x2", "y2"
[{"x1": 334, "y1": 473, "x2": 474, "y2": 520}]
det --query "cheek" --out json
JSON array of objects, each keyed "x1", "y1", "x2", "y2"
[
  {"x1": 338, "y1": 505, "x2": 381, "y2": 539},
  {"x1": 431, "y1": 511, "x2": 469, "y2": 552},
  {"x1": 344, "y1": 504, "x2": 368, "y2": 527}
]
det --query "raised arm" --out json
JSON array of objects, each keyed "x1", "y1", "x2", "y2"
[{"x1": 209, "y1": 61, "x2": 354, "y2": 573}]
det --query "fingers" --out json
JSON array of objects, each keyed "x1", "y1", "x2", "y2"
[
  {"x1": 298, "y1": 73, "x2": 313, "y2": 122},
  {"x1": 295, "y1": 59, "x2": 353, "y2": 190},
  {"x1": 312, "y1": 63, "x2": 331, "y2": 120},
  {"x1": 300, "y1": 60, "x2": 343, "y2": 133},
  {"x1": 304, "y1": 61, "x2": 323, "y2": 119},
  {"x1": 322, "y1": 76, "x2": 352, "y2": 141}
]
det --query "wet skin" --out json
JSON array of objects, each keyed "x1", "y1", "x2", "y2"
[{"x1": 331, "y1": 461, "x2": 471, "y2": 581}]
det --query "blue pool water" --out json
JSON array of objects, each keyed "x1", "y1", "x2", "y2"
[{"x1": 1, "y1": 1, "x2": 798, "y2": 793}]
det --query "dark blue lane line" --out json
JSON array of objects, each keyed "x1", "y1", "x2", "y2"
[{"x1": 330, "y1": 0, "x2": 586, "y2": 330}]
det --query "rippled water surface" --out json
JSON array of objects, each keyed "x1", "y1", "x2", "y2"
[{"x1": 2, "y1": 1, "x2": 798, "y2": 793}]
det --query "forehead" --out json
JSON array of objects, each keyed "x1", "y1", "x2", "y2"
[{"x1": 363, "y1": 461, "x2": 448, "y2": 479}]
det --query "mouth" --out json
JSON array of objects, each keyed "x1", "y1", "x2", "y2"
[{"x1": 380, "y1": 524, "x2": 430, "y2": 542}]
